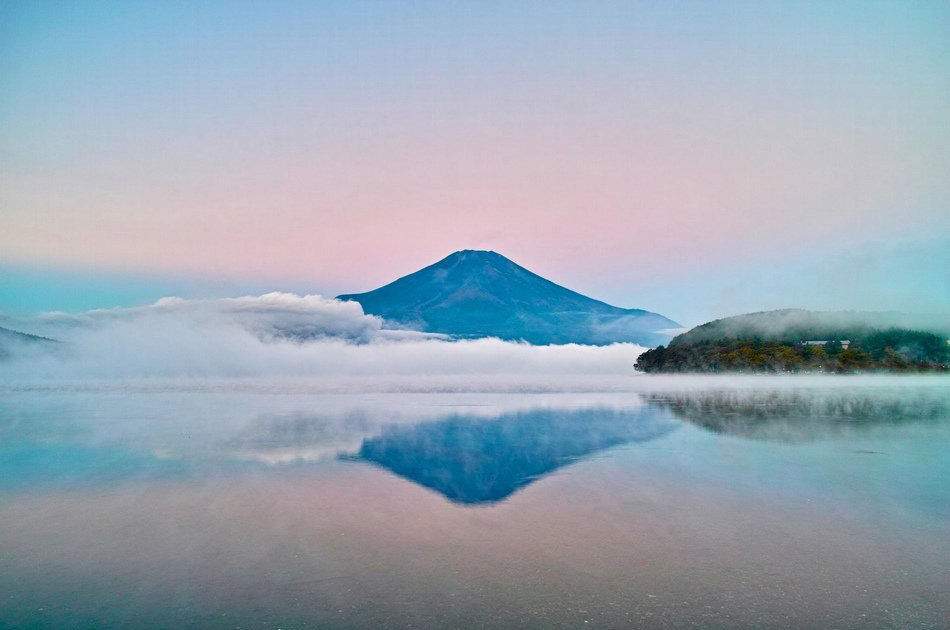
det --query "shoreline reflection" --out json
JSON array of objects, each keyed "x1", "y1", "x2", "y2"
[{"x1": 646, "y1": 388, "x2": 949, "y2": 443}]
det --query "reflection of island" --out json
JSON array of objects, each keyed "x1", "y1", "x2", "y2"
[
  {"x1": 350, "y1": 407, "x2": 676, "y2": 504},
  {"x1": 647, "y1": 389, "x2": 949, "y2": 443}
]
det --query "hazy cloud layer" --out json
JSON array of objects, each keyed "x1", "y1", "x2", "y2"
[
  {"x1": 0, "y1": 293, "x2": 646, "y2": 381},
  {"x1": 29, "y1": 292, "x2": 386, "y2": 341}
]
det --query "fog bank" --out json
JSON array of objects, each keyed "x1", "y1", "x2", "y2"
[{"x1": 0, "y1": 293, "x2": 646, "y2": 381}]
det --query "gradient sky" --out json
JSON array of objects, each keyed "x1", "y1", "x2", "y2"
[{"x1": 2, "y1": 1, "x2": 948, "y2": 325}]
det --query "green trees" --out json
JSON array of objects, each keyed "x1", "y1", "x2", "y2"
[
  {"x1": 861, "y1": 329, "x2": 949, "y2": 362},
  {"x1": 636, "y1": 310, "x2": 949, "y2": 373},
  {"x1": 635, "y1": 330, "x2": 949, "y2": 374},
  {"x1": 837, "y1": 348, "x2": 870, "y2": 369}
]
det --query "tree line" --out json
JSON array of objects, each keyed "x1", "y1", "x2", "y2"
[{"x1": 635, "y1": 328, "x2": 948, "y2": 373}]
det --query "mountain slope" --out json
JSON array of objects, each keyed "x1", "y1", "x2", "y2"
[
  {"x1": 337, "y1": 250, "x2": 678, "y2": 345},
  {"x1": 0, "y1": 326, "x2": 58, "y2": 361}
]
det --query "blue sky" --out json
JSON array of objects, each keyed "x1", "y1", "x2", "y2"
[{"x1": 2, "y1": 1, "x2": 948, "y2": 325}]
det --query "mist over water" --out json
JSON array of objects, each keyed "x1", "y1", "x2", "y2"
[{"x1": 3, "y1": 363, "x2": 950, "y2": 629}]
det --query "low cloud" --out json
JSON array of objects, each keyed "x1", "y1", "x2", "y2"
[
  {"x1": 30, "y1": 292, "x2": 387, "y2": 342},
  {"x1": 1, "y1": 293, "x2": 647, "y2": 381}
]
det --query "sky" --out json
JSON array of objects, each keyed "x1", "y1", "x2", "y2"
[{"x1": 1, "y1": 0, "x2": 948, "y2": 326}]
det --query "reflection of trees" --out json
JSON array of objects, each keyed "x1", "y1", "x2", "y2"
[{"x1": 647, "y1": 389, "x2": 949, "y2": 443}]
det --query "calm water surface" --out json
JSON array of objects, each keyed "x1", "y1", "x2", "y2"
[{"x1": 1, "y1": 378, "x2": 948, "y2": 629}]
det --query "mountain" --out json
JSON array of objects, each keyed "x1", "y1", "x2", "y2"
[
  {"x1": 634, "y1": 309, "x2": 949, "y2": 373},
  {"x1": 337, "y1": 250, "x2": 678, "y2": 346}
]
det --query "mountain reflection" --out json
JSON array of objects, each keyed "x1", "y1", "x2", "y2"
[
  {"x1": 350, "y1": 407, "x2": 677, "y2": 504},
  {"x1": 648, "y1": 388, "x2": 949, "y2": 443}
]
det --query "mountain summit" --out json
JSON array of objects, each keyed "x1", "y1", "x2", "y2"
[{"x1": 337, "y1": 250, "x2": 678, "y2": 345}]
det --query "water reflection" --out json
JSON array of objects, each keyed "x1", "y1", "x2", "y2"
[
  {"x1": 228, "y1": 409, "x2": 381, "y2": 465},
  {"x1": 4, "y1": 386, "x2": 947, "y2": 499},
  {"x1": 648, "y1": 388, "x2": 950, "y2": 443},
  {"x1": 350, "y1": 407, "x2": 677, "y2": 504},
  {"x1": 1, "y1": 393, "x2": 677, "y2": 500},
  {"x1": 1, "y1": 383, "x2": 948, "y2": 628}
]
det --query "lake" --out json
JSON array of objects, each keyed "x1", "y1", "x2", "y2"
[{"x1": 1, "y1": 376, "x2": 947, "y2": 628}]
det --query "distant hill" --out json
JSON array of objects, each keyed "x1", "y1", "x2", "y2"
[
  {"x1": 0, "y1": 326, "x2": 58, "y2": 361},
  {"x1": 635, "y1": 309, "x2": 949, "y2": 373},
  {"x1": 668, "y1": 309, "x2": 949, "y2": 347},
  {"x1": 337, "y1": 250, "x2": 678, "y2": 346}
]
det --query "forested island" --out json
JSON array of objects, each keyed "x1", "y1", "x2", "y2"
[{"x1": 636, "y1": 310, "x2": 949, "y2": 373}]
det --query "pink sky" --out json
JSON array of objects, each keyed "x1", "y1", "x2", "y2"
[{"x1": 1, "y1": 1, "x2": 948, "y2": 320}]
